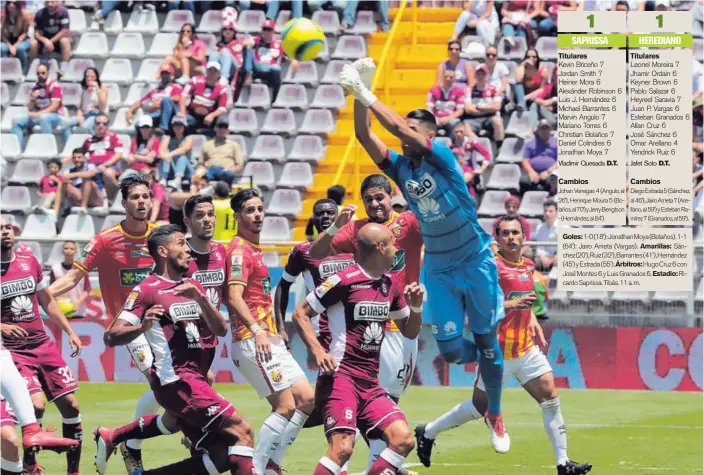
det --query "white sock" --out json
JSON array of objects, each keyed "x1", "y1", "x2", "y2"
[
  {"x1": 365, "y1": 438, "x2": 387, "y2": 473},
  {"x1": 540, "y1": 398, "x2": 569, "y2": 466},
  {"x1": 126, "y1": 390, "x2": 160, "y2": 450},
  {"x1": 425, "y1": 400, "x2": 482, "y2": 439},
  {"x1": 270, "y1": 409, "x2": 308, "y2": 466},
  {"x1": 0, "y1": 349, "x2": 37, "y2": 427},
  {"x1": 254, "y1": 412, "x2": 289, "y2": 473},
  {"x1": 1, "y1": 457, "x2": 22, "y2": 472},
  {"x1": 317, "y1": 456, "x2": 341, "y2": 474},
  {"x1": 379, "y1": 447, "x2": 406, "y2": 469}
]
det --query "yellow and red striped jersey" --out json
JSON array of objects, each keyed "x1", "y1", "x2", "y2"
[{"x1": 496, "y1": 254, "x2": 536, "y2": 360}]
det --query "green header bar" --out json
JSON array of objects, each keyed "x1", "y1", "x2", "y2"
[
  {"x1": 629, "y1": 34, "x2": 693, "y2": 48},
  {"x1": 558, "y1": 34, "x2": 627, "y2": 48}
]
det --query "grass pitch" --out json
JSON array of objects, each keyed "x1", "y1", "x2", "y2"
[{"x1": 30, "y1": 383, "x2": 702, "y2": 474}]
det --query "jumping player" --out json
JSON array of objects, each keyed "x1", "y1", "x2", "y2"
[
  {"x1": 226, "y1": 189, "x2": 314, "y2": 475},
  {"x1": 294, "y1": 223, "x2": 424, "y2": 475},
  {"x1": 0, "y1": 216, "x2": 84, "y2": 475},
  {"x1": 342, "y1": 57, "x2": 509, "y2": 452},
  {"x1": 416, "y1": 217, "x2": 592, "y2": 475},
  {"x1": 97, "y1": 224, "x2": 256, "y2": 475}
]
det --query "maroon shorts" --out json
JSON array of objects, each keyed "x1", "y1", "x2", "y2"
[
  {"x1": 315, "y1": 373, "x2": 407, "y2": 440},
  {"x1": 153, "y1": 373, "x2": 235, "y2": 450},
  {"x1": 10, "y1": 340, "x2": 78, "y2": 402},
  {"x1": 1, "y1": 399, "x2": 17, "y2": 427}
]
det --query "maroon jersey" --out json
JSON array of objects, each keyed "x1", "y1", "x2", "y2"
[
  {"x1": 1, "y1": 254, "x2": 49, "y2": 349},
  {"x1": 306, "y1": 264, "x2": 409, "y2": 379},
  {"x1": 82, "y1": 131, "x2": 124, "y2": 166},
  {"x1": 182, "y1": 76, "x2": 228, "y2": 118},
  {"x1": 119, "y1": 274, "x2": 210, "y2": 387},
  {"x1": 251, "y1": 36, "x2": 286, "y2": 66}
]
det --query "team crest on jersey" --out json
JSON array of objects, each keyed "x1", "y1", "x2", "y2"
[
  {"x1": 230, "y1": 254, "x2": 243, "y2": 279},
  {"x1": 353, "y1": 302, "x2": 390, "y2": 321},
  {"x1": 19, "y1": 263, "x2": 29, "y2": 271},
  {"x1": 404, "y1": 173, "x2": 436, "y2": 200},
  {"x1": 316, "y1": 275, "x2": 340, "y2": 299},
  {"x1": 78, "y1": 240, "x2": 94, "y2": 262},
  {"x1": 380, "y1": 281, "x2": 389, "y2": 296},
  {"x1": 119, "y1": 268, "x2": 151, "y2": 286},
  {"x1": 124, "y1": 291, "x2": 139, "y2": 310},
  {"x1": 519, "y1": 273, "x2": 530, "y2": 281},
  {"x1": 318, "y1": 259, "x2": 354, "y2": 279}
]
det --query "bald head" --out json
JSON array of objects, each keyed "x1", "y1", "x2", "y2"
[{"x1": 357, "y1": 223, "x2": 391, "y2": 256}]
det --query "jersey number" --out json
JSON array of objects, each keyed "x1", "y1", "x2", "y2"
[{"x1": 58, "y1": 366, "x2": 75, "y2": 385}]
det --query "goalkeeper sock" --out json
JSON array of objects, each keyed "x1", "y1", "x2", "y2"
[
  {"x1": 425, "y1": 400, "x2": 483, "y2": 439},
  {"x1": 540, "y1": 398, "x2": 569, "y2": 466}
]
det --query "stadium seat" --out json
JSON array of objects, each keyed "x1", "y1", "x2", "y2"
[
  {"x1": 496, "y1": 137, "x2": 526, "y2": 163},
  {"x1": 16, "y1": 240, "x2": 42, "y2": 261},
  {"x1": 59, "y1": 82, "x2": 83, "y2": 108},
  {"x1": 497, "y1": 36, "x2": 528, "y2": 60},
  {"x1": 21, "y1": 213, "x2": 57, "y2": 239},
  {"x1": 321, "y1": 60, "x2": 350, "y2": 84},
  {"x1": 696, "y1": 279, "x2": 704, "y2": 304},
  {"x1": 198, "y1": 33, "x2": 218, "y2": 55},
  {"x1": 272, "y1": 84, "x2": 309, "y2": 110},
  {"x1": 162, "y1": 9, "x2": 195, "y2": 32},
  {"x1": 260, "y1": 109, "x2": 297, "y2": 136},
  {"x1": 278, "y1": 162, "x2": 314, "y2": 189},
  {"x1": 0, "y1": 186, "x2": 32, "y2": 214},
  {"x1": 261, "y1": 216, "x2": 291, "y2": 242},
  {"x1": 123, "y1": 83, "x2": 153, "y2": 106},
  {"x1": 249, "y1": 135, "x2": 286, "y2": 163},
  {"x1": 349, "y1": 11, "x2": 377, "y2": 34},
  {"x1": 0, "y1": 134, "x2": 21, "y2": 161},
  {"x1": 477, "y1": 190, "x2": 510, "y2": 216},
  {"x1": 0, "y1": 158, "x2": 7, "y2": 185},
  {"x1": 111, "y1": 107, "x2": 141, "y2": 134},
  {"x1": 316, "y1": 37, "x2": 331, "y2": 61},
  {"x1": 228, "y1": 109, "x2": 259, "y2": 136},
  {"x1": 501, "y1": 60, "x2": 518, "y2": 86},
  {"x1": 59, "y1": 214, "x2": 96, "y2": 240},
  {"x1": 543, "y1": 62, "x2": 556, "y2": 83},
  {"x1": 332, "y1": 35, "x2": 367, "y2": 60},
  {"x1": 694, "y1": 38, "x2": 703, "y2": 60},
  {"x1": 89, "y1": 9, "x2": 124, "y2": 34},
  {"x1": 310, "y1": 85, "x2": 346, "y2": 110},
  {"x1": 11, "y1": 82, "x2": 34, "y2": 106},
  {"x1": 9, "y1": 159, "x2": 45, "y2": 185},
  {"x1": 61, "y1": 133, "x2": 91, "y2": 157},
  {"x1": 136, "y1": 59, "x2": 162, "y2": 83},
  {"x1": 22, "y1": 134, "x2": 58, "y2": 161},
  {"x1": 189, "y1": 134, "x2": 208, "y2": 160},
  {"x1": 105, "y1": 82, "x2": 123, "y2": 110},
  {"x1": 124, "y1": 8, "x2": 159, "y2": 35},
  {"x1": 478, "y1": 218, "x2": 495, "y2": 235},
  {"x1": 112, "y1": 33, "x2": 146, "y2": 59},
  {"x1": 262, "y1": 252, "x2": 281, "y2": 267},
  {"x1": 46, "y1": 241, "x2": 70, "y2": 266},
  {"x1": 74, "y1": 32, "x2": 110, "y2": 59},
  {"x1": 0, "y1": 58, "x2": 23, "y2": 83},
  {"x1": 198, "y1": 9, "x2": 223, "y2": 33},
  {"x1": 288, "y1": 135, "x2": 325, "y2": 162},
  {"x1": 237, "y1": 9, "x2": 266, "y2": 33},
  {"x1": 235, "y1": 84, "x2": 272, "y2": 110},
  {"x1": 147, "y1": 33, "x2": 179, "y2": 58},
  {"x1": 1, "y1": 106, "x2": 28, "y2": 133},
  {"x1": 461, "y1": 35, "x2": 485, "y2": 59},
  {"x1": 67, "y1": 8, "x2": 88, "y2": 34},
  {"x1": 311, "y1": 10, "x2": 341, "y2": 35},
  {"x1": 229, "y1": 134, "x2": 248, "y2": 159},
  {"x1": 101, "y1": 214, "x2": 125, "y2": 230},
  {"x1": 652, "y1": 291, "x2": 691, "y2": 304},
  {"x1": 486, "y1": 164, "x2": 520, "y2": 191},
  {"x1": 517, "y1": 191, "x2": 549, "y2": 217},
  {"x1": 62, "y1": 58, "x2": 96, "y2": 83},
  {"x1": 25, "y1": 59, "x2": 59, "y2": 82},
  {"x1": 274, "y1": 10, "x2": 291, "y2": 33},
  {"x1": 535, "y1": 37, "x2": 557, "y2": 61},
  {"x1": 1, "y1": 83, "x2": 9, "y2": 108},
  {"x1": 299, "y1": 109, "x2": 335, "y2": 135},
  {"x1": 283, "y1": 61, "x2": 319, "y2": 86},
  {"x1": 109, "y1": 198, "x2": 126, "y2": 214},
  {"x1": 526, "y1": 218, "x2": 541, "y2": 236},
  {"x1": 266, "y1": 188, "x2": 303, "y2": 217},
  {"x1": 242, "y1": 161, "x2": 276, "y2": 190},
  {"x1": 102, "y1": 58, "x2": 134, "y2": 85},
  {"x1": 73, "y1": 201, "x2": 109, "y2": 217},
  {"x1": 505, "y1": 111, "x2": 531, "y2": 137},
  {"x1": 610, "y1": 291, "x2": 651, "y2": 311},
  {"x1": 694, "y1": 19, "x2": 703, "y2": 38}
]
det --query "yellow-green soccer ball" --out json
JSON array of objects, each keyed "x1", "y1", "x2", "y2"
[
  {"x1": 281, "y1": 18, "x2": 325, "y2": 61},
  {"x1": 58, "y1": 298, "x2": 77, "y2": 319}
]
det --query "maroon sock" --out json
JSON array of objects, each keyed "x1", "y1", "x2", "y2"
[
  {"x1": 228, "y1": 446, "x2": 255, "y2": 475},
  {"x1": 113, "y1": 414, "x2": 167, "y2": 445},
  {"x1": 62, "y1": 417, "x2": 83, "y2": 474},
  {"x1": 143, "y1": 456, "x2": 210, "y2": 475},
  {"x1": 1, "y1": 468, "x2": 22, "y2": 475},
  {"x1": 368, "y1": 449, "x2": 404, "y2": 475}
]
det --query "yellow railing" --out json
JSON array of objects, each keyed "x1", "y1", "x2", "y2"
[{"x1": 332, "y1": 0, "x2": 414, "y2": 200}]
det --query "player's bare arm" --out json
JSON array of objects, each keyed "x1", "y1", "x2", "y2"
[
  {"x1": 353, "y1": 100, "x2": 388, "y2": 164},
  {"x1": 104, "y1": 305, "x2": 163, "y2": 347},
  {"x1": 174, "y1": 282, "x2": 228, "y2": 337},
  {"x1": 226, "y1": 284, "x2": 272, "y2": 362},
  {"x1": 49, "y1": 267, "x2": 87, "y2": 298},
  {"x1": 37, "y1": 287, "x2": 82, "y2": 357},
  {"x1": 308, "y1": 205, "x2": 356, "y2": 260},
  {"x1": 396, "y1": 283, "x2": 424, "y2": 340},
  {"x1": 505, "y1": 292, "x2": 536, "y2": 311},
  {"x1": 273, "y1": 283, "x2": 291, "y2": 348},
  {"x1": 292, "y1": 300, "x2": 337, "y2": 375}
]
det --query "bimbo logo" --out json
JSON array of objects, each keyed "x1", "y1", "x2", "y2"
[
  {"x1": 192, "y1": 269, "x2": 225, "y2": 286},
  {"x1": 1, "y1": 277, "x2": 36, "y2": 299},
  {"x1": 169, "y1": 302, "x2": 201, "y2": 321},
  {"x1": 353, "y1": 302, "x2": 390, "y2": 321},
  {"x1": 405, "y1": 173, "x2": 436, "y2": 199},
  {"x1": 318, "y1": 260, "x2": 354, "y2": 279}
]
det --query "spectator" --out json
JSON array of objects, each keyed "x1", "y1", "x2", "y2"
[
  {"x1": 36, "y1": 158, "x2": 63, "y2": 212},
  {"x1": 492, "y1": 196, "x2": 532, "y2": 241},
  {"x1": 308, "y1": 0, "x2": 346, "y2": 18},
  {"x1": 484, "y1": 44, "x2": 510, "y2": 100},
  {"x1": 527, "y1": 66, "x2": 557, "y2": 135},
  {"x1": 578, "y1": 0, "x2": 643, "y2": 10},
  {"x1": 341, "y1": 1, "x2": 390, "y2": 31},
  {"x1": 196, "y1": 115, "x2": 244, "y2": 186},
  {"x1": 694, "y1": 0, "x2": 703, "y2": 33},
  {"x1": 29, "y1": 0, "x2": 71, "y2": 75},
  {"x1": 654, "y1": 0, "x2": 670, "y2": 10},
  {"x1": 179, "y1": 62, "x2": 228, "y2": 132},
  {"x1": 62, "y1": 67, "x2": 109, "y2": 142},
  {"x1": 391, "y1": 194, "x2": 408, "y2": 213},
  {"x1": 245, "y1": 19, "x2": 298, "y2": 101},
  {"x1": 514, "y1": 48, "x2": 549, "y2": 114},
  {"x1": 80, "y1": 112, "x2": 124, "y2": 200},
  {"x1": 520, "y1": 119, "x2": 558, "y2": 195},
  {"x1": 450, "y1": 0, "x2": 500, "y2": 47},
  {"x1": 457, "y1": 151, "x2": 478, "y2": 197},
  {"x1": 239, "y1": 0, "x2": 303, "y2": 20},
  {"x1": 500, "y1": 0, "x2": 540, "y2": 45},
  {"x1": 451, "y1": 121, "x2": 490, "y2": 190},
  {"x1": 536, "y1": 0, "x2": 577, "y2": 37},
  {"x1": 436, "y1": 40, "x2": 475, "y2": 89},
  {"x1": 1, "y1": 0, "x2": 31, "y2": 74},
  {"x1": 93, "y1": 1, "x2": 156, "y2": 29},
  {"x1": 210, "y1": 9, "x2": 252, "y2": 86},
  {"x1": 212, "y1": 180, "x2": 237, "y2": 241},
  {"x1": 427, "y1": 69, "x2": 466, "y2": 137},
  {"x1": 158, "y1": 116, "x2": 194, "y2": 189},
  {"x1": 463, "y1": 65, "x2": 504, "y2": 144},
  {"x1": 127, "y1": 65, "x2": 183, "y2": 133},
  {"x1": 534, "y1": 200, "x2": 559, "y2": 271},
  {"x1": 168, "y1": 0, "x2": 213, "y2": 13},
  {"x1": 121, "y1": 115, "x2": 161, "y2": 180},
  {"x1": 49, "y1": 241, "x2": 91, "y2": 318},
  {"x1": 11, "y1": 62, "x2": 64, "y2": 144},
  {"x1": 138, "y1": 168, "x2": 170, "y2": 224},
  {"x1": 158, "y1": 23, "x2": 207, "y2": 85},
  {"x1": 54, "y1": 147, "x2": 105, "y2": 216}
]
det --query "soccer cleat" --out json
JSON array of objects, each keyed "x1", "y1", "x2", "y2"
[
  {"x1": 414, "y1": 424, "x2": 435, "y2": 468},
  {"x1": 120, "y1": 442, "x2": 144, "y2": 473},
  {"x1": 485, "y1": 414, "x2": 511, "y2": 454},
  {"x1": 93, "y1": 427, "x2": 117, "y2": 475},
  {"x1": 558, "y1": 460, "x2": 593, "y2": 474},
  {"x1": 22, "y1": 427, "x2": 79, "y2": 454},
  {"x1": 265, "y1": 460, "x2": 282, "y2": 474},
  {"x1": 22, "y1": 462, "x2": 44, "y2": 474}
]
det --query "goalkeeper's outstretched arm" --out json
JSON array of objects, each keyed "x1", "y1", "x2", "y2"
[
  {"x1": 368, "y1": 100, "x2": 430, "y2": 154},
  {"x1": 353, "y1": 99, "x2": 388, "y2": 165}
]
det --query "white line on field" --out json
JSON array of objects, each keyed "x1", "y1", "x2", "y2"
[{"x1": 409, "y1": 421, "x2": 703, "y2": 430}]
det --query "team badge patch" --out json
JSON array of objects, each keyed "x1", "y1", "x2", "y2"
[
  {"x1": 315, "y1": 275, "x2": 340, "y2": 299},
  {"x1": 124, "y1": 291, "x2": 138, "y2": 310}
]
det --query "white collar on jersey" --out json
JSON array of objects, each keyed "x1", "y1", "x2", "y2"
[{"x1": 358, "y1": 265, "x2": 383, "y2": 281}]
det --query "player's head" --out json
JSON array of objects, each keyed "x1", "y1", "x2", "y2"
[
  {"x1": 62, "y1": 241, "x2": 77, "y2": 261},
  {"x1": 147, "y1": 224, "x2": 191, "y2": 273},
  {"x1": 0, "y1": 215, "x2": 15, "y2": 252},
  {"x1": 327, "y1": 185, "x2": 346, "y2": 206},
  {"x1": 184, "y1": 195, "x2": 215, "y2": 241},
  {"x1": 356, "y1": 223, "x2": 397, "y2": 271},
  {"x1": 312, "y1": 198, "x2": 338, "y2": 233},
  {"x1": 231, "y1": 188, "x2": 264, "y2": 235},
  {"x1": 495, "y1": 216, "x2": 525, "y2": 258},
  {"x1": 403, "y1": 109, "x2": 437, "y2": 158},
  {"x1": 71, "y1": 147, "x2": 87, "y2": 167},
  {"x1": 120, "y1": 175, "x2": 152, "y2": 222},
  {"x1": 360, "y1": 174, "x2": 393, "y2": 223}
]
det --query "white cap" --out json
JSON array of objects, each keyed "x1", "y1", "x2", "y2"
[
  {"x1": 206, "y1": 61, "x2": 221, "y2": 71},
  {"x1": 136, "y1": 115, "x2": 153, "y2": 128}
]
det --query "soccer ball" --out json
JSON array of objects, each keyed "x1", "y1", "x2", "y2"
[
  {"x1": 58, "y1": 298, "x2": 77, "y2": 319},
  {"x1": 281, "y1": 18, "x2": 325, "y2": 61}
]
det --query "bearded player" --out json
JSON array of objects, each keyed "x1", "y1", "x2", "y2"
[
  {"x1": 0, "y1": 216, "x2": 84, "y2": 475},
  {"x1": 50, "y1": 175, "x2": 164, "y2": 472},
  {"x1": 342, "y1": 57, "x2": 509, "y2": 452},
  {"x1": 309, "y1": 175, "x2": 421, "y2": 471},
  {"x1": 294, "y1": 223, "x2": 423, "y2": 475},
  {"x1": 227, "y1": 188, "x2": 314, "y2": 475},
  {"x1": 416, "y1": 217, "x2": 593, "y2": 475},
  {"x1": 97, "y1": 225, "x2": 256, "y2": 475}
]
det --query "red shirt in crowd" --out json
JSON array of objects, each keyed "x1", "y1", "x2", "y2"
[
  {"x1": 39, "y1": 174, "x2": 62, "y2": 193},
  {"x1": 182, "y1": 76, "x2": 228, "y2": 118},
  {"x1": 426, "y1": 84, "x2": 465, "y2": 119},
  {"x1": 31, "y1": 79, "x2": 64, "y2": 114},
  {"x1": 251, "y1": 36, "x2": 285, "y2": 66},
  {"x1": 82, "y1": 132, "x2": 124, "y2": 166}
]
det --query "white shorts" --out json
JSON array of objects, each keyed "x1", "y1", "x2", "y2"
[
  {"x1": 127, "y1": 334, "x2": 154, "y2": 373},
  {"x1": 476, "y1": 346, "x2": 552, "y2": 391},
  {"x1": 232, "y1": 336, "x2": 307, "y2": 399},
  {"x1": 379, "y1": 331, "x2": 418, "y2": 398}
]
